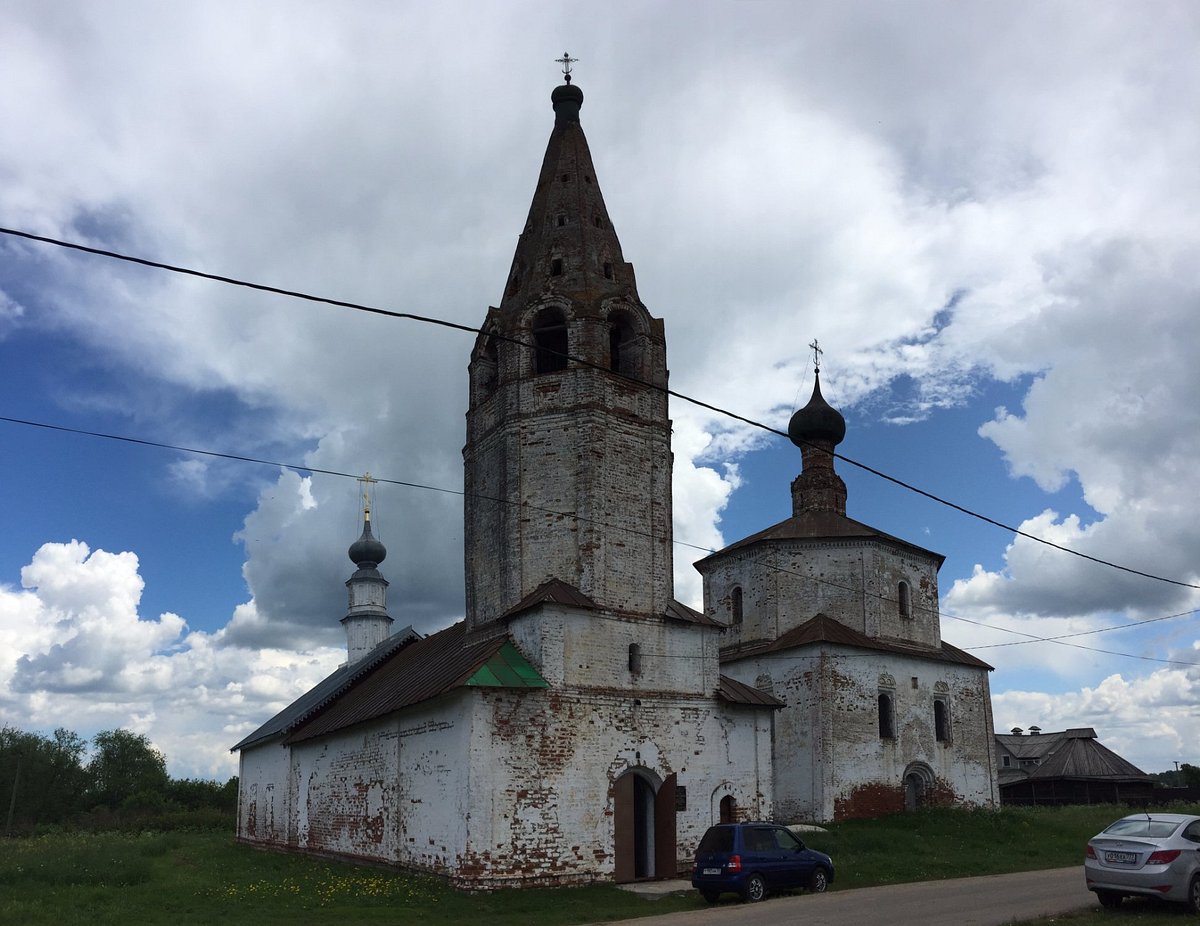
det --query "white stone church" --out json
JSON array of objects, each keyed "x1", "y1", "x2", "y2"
[{"x1": 233, "y1": 75, "x2": 999, "y2": 888}]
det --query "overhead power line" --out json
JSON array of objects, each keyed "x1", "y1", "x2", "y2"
[
  {"x1": 2, "y1": 224, "x2": 1199, "y2": 594},
  {"x1": 1, "y1": 411, "x2": 1196, "y2": 667}
]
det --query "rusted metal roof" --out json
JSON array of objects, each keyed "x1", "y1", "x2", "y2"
[
  {"x1": 664, "y1": 598, "x2": 724, "y2": 627},
  {"x1": 500, "y1": 578, "x2": 598, "y2": 619},
  {"x1": 721, "y1": 613, "x2": 993, "y2": 670},
  {"x1": 230, "y1": 625, "x2": 421, "y2": 752},
  {"x1": 283, "y1": 621, "x2": 548, "y2": 744},
  {"x1": 694, "y1": 509, "x2": 945, "y2": 568},
  {"x1": 717, "y1": 674, "x2": 785, "y2": 708}
]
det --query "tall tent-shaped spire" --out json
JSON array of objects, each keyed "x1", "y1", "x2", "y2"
[
  {"x1": 497, "y1": 79, "x2": 640, "y2": 316},
  {"x1": 341, "y1": 478, "x2": 393, "y2": 662},
  {"x1": 463, "y1": 72, "x2": 673, "y2": 633}
]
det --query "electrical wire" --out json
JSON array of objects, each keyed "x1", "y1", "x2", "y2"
[
  {"x1": 4, "y1": 224, "x2": 1198, "y2": 591},
  {"x1": 1, "y1": 411, "x2": 1195, "y2": 668}
]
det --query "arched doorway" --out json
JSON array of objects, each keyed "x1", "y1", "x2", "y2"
[
  {"x1": 903, "y1": 762, "x2": 935, "y2": 812},
  {"x1": 719, "y1": 794, "x2": 736, "y2": 824},
  {"x1": 612, "y1": 769, "x2": 677, "y2": 882}
]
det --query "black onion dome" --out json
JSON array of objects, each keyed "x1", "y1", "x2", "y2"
[
  {"x1": 348, "y1": 519, "x2": 387, "y2": 567},
  {"x1": 788, "y1": 373, "x2": 846, "y2": 447},
  {"x1": 551, "y1": 82, "x2": 583, "y2": 124}
]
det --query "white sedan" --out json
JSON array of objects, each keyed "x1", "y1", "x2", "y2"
[{"x1": 1085, "y1": 812, "x2": 1200, "y2": 913}]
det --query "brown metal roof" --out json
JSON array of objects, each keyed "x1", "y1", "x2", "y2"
[
  {"x1": 664, "y1": 598, "x2": 724, "y2": 627},
  {"x1": 230, "y1": 626, "x2": 420, "y2": 752},
  {"x1": 694, "y1": 509, "x2": 945, "y2": 569},
  {"x1": 500, "y1": 578, "x2": 598, "y2": 620},
  {"x1": 717, "y1": 674, "x2": 784, "y2": 708},
  {"x1": 284, "y1": 621, "x2": 545, "y2": 744},
  {"x1": 721, "y1": 613, "x2": 993, "y2": 670}
]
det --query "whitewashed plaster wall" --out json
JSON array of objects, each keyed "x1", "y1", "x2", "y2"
[
  {"x1": 725, "y1": 644, "x2": 997, "y2": 822},
  {"x1": 461, "y1": 685, "x2": 773, "y2": 888},
  {"x1": 699, "y1": 538, "x2": 943, "y2": 649}
]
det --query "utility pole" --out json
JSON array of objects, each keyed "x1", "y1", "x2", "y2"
[{"x1": 5, "y1": 753, "x2": 20, "y2": 836}]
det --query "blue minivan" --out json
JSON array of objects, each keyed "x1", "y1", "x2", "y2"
[{"x1": 691, "y1": 822, "x2": 834, "y2": 903}]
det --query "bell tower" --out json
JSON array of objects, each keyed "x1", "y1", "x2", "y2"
[{"x1": 463, "y1": 73, "x2": 674, "y2": 631}]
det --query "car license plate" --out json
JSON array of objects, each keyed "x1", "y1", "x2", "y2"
[
  {"x1": 703, "y1": 867, "x2": 721, "y2": 875},
  {"x1": 1105, "y1": 851, "x2": 1137, "y2": 864}
]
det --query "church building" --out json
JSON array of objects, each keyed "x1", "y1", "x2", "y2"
[{"x1": 232, "y1": 71, "x2": 997, "y2": 888}]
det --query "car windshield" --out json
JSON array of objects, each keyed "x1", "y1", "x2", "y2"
[
  {"x1": 1103, "y1": 818, "x2": 1182, "y2": 838},
  {"x1": 697, "y1": 827, "x2": 734, "y2": 854}
]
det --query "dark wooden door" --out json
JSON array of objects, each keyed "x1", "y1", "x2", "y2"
[
  {"x1": 613, "y1": 772, "x2": 635, "y2": 883},
  {"x1": 654, "y1": 773, "x2": 677, "y2": 879}
]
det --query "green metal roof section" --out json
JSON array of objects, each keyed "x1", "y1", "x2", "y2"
[{"x1": 465, "y1": 641, "x2": 550, "y2": 688}]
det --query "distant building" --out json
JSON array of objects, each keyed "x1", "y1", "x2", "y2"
[
  {"x1": 995, "y1": 726, "x2": 1154, "y2": 805},
  {"x1": 232, "y1": 73, "x2": 998, "y2": 888}
]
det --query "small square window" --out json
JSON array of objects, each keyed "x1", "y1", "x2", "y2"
[
  {"x1": 911, "y1": 677, "x2": 919, "y2": 689},
  {"x1": 556, "y1": 214, "x2": 566, "y2": 227}
]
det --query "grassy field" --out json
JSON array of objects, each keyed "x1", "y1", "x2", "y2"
[{"x1": 2, "y1": 803, "x2": 1197, "y2": 925}]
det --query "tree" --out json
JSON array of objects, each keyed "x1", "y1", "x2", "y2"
[
  {"x1": 86, "y1": 729, "x2": 169, "y2": 809},
  {"x1": 1181, "y1": 763, "x2": 1200, "y2": 787},
  {"x1": 1, "y1": 726, "x2": 89, "y2": 831}
]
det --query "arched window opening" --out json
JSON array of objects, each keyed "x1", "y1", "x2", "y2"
[
  {"x1": 898, "y1": 581, "x2": 912, "y2": 619},
  {"x1": 551, "y1": 257, "x2": 564, "y2": 276},
  {"x1": 608, "y1": 310, "x2": 637, "y2": 375},
  {"x1": 719, "y1": 795, "x2": 736, "y2": 824},
  {"x1": 556, "y1": 213, "x2": 566, "y2": 227},
  {"x1": 730, "y1": 586, "x2": 743, "y2": 626},
  {"x1": 628, "y1": 643, "x2": 642, "y2": 675},
  {"x1": 878, "y1": 692, "x2": 895, "y2": 739},
  {"x1": 934, "y1": 699, "x2": 950, "y2": 742},
  {"x1": 532, "y1": 307, "x2": 568, "y2": 374},
  {"x1": 474, "y1": 336, "x2": 499, "y2": 397},
  {"x1": 603, "y1": 261, "x2": 614, "y2": 280}
]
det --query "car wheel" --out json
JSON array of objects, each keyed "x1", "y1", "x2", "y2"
[
  {"x1": 809, "y1": 867, "x2": 829, "y2": 893},
  {"x1": 1096, "y1": 890, "x2": 1123, "y2": 910},
  {"x1": 1186, "y1": 875, "x2": 1200, "y2": 915},
  {"x1": 743, "y1": 873, "x2": 767, "y2": 903},
  {"x1": 700, "y1": 890, "x2": 720, "y2": 904}
]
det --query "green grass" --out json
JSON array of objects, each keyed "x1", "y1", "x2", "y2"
[
  {"x1": 2, "y1": 803, "x2": 1197, "y2": 925},
  {"x1": 798, "y1": 803, "x2": 1162, "y2": 889}
]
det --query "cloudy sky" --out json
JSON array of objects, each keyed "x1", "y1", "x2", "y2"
[{"x1": 1, "y1": 1, "x2": 1197, "y2": 780}]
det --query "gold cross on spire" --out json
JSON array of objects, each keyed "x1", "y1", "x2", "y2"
[
  {"x1": 555, "y1": 52, "x2": 578, "y2": 84},
  {"x1": 808, "y1": 338, "x2": 823, "y2": 374},
  {"x1": 357, "y1": 472, "x2": 377, "y2": 521}
]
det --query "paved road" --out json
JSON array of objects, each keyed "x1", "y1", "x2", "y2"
[{"x1": 601, "y1": 866, "x2": 1095, "y2": 926}]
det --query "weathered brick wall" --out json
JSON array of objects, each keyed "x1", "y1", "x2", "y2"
[
  {"x1": 464, "y1": 295, "x2": 673, "y2": 630},
  {"x1": 237, "y1": 741, "x2": 291, "y2": 846},
  {"x1": 284, "y1": 699, "x2": 472, "y2": 872},
  {"x1": 507, "y1": 606, "x2": 720, "y2": 695},
  {"x1": 241, "y1": 674, "x2": 773, "y2": 888},
  {"x1": 460, "y1": 685, "x2": 773, "y2": 888},
  {"x1": 700, "y1": 537, "x2": 942, "y2": 649},
  {"x1": 725, "y1": 646, "x2": 997, "y2": 822}
]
